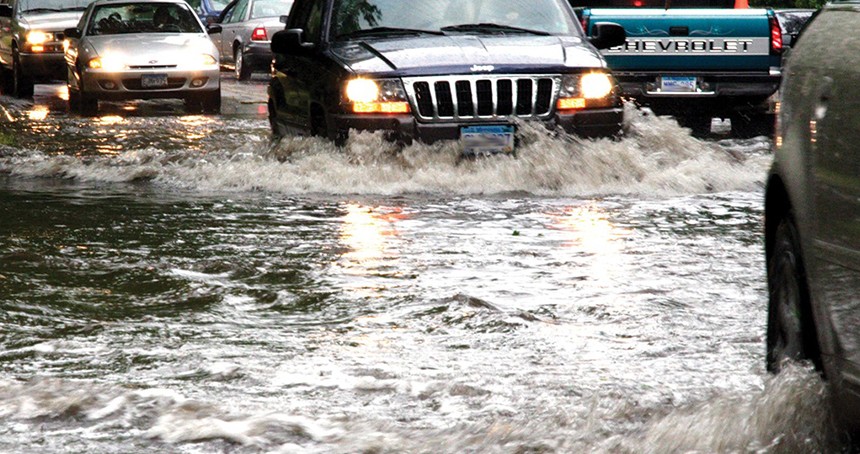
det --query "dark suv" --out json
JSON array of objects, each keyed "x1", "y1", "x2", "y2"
[{"x1": 267, "y1": 0, "x2": 625, "y2": 153}]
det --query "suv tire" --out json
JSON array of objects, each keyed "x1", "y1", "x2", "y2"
[{"x1": 12, "y1": 49, "x2": 35, "y2": 98}]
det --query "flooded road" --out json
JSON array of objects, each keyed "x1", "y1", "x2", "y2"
[{"x1": 0, "y1": 76, "x2": 844, "y2": 453}]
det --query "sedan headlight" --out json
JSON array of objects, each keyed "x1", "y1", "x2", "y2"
[
  {"x1": 88, "y1": 55, "x2": 126, "y2": 71},
  {"x1": 557, "y1": 72, "x2": 617, "y2": 111},
  {"x1": 199, "y1": 54, "x2": 218, "y2": 67},
  {"x1": 344, "y1": 78, "x2": 410, "y2": 114}
]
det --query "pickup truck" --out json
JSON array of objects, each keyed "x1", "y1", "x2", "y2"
[
  {"x1": 0, "y1": 0, "x2": 93, "y2": 98},
  {"x1": 267, "y1": 0, "x2": 627, "y2": 155},
  {"x1": 574, "y1": 0, "x2": 783, "y2": 137}
]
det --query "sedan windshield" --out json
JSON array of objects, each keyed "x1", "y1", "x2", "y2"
[
  {"x1": 18, "y1": 0, "x2": 93, "y2": 13},
  {"x1": 331, "y1": 0, "x2": 577, "y2": 40},
  {"x1": 87, "y1": 3, "x2": 203, "y2": 35}
]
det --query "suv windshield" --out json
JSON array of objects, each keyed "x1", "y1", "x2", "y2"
[
  {"x1": 331, "y1": 0, "x2": 577, "y2": 40},
  {"x1": 18, "y1": 0, "x2": 93, "y2": 13}
]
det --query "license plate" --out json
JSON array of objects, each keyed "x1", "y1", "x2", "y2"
[
  {"x1": 461, "y1": 125, "x2": 515, "y2": 155},
  {"x1": 141, "y1": 74, "x2": 168, "y2": 88},
  {"x1": 660, "y1": 76, "x2": 697, "y2": 93}
]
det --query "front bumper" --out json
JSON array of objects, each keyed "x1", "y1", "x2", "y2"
[
  {"x1": 18, "y1": 52, "x2": 67, "y2": 81},
  {"x1": 81, "y1": 67, "x2": 221, "y2": 100},
  {"x1": 329, "y1": 107, "x2": 624, "y2": 143},
  {"x1": 615, "y1": 71, "x2": 781, "y2": 113}
]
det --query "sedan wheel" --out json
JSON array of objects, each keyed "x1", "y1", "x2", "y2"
[
  {"x1": 766, "y1": 217, "x2": 809, "y2": 373},
  {"x1": 12, "y1": 50, "x2": 35, "y2": 98},
  {"x1": 234, "y1": 48, "x2": 251, "y2": 81}
]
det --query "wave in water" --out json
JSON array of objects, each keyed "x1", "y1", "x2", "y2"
[{"x1": 0, "y1": 106, "x2": 772, "y2": 197}]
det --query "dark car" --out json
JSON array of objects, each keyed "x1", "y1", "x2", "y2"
[
  {"x1": 187, "y1": 0, "x2": 230, "y2": 24},
  {"x1": 211, "y1": 0, "x2": 293, "y2": 80},
  {"x1": 765, "y1": 0, "x2": 860, "y2": 437},
  {"x1": 0, "y1": 0, "x2": 94, "y2": 97},
  {"x1": 774, "y1": 8, "x2": 816, "y2": 48},
  {"x1": 266, "y1": 0, "x2": 626, "y2": 153}
]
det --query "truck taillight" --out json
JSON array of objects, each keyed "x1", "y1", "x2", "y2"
[
  {"x1": 251, "y1": 27, "x2": 268, "y2": 41},
  {"x1": 770, "y1": 16, "x2": 783, "y2": 54}
]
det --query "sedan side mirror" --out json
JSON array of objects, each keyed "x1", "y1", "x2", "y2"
[
  {"x1": 279, "y1": 15, "x2": 288, "y2": 24},
  {"x1": 0, "y1": 4, "x2": 12, "y2": 18},
  {"x1": 589, "y1": 22, "x2": 626, "y2": 50},
  {"x1": 271, "y1": 29, "x2": 314, "y2": 55},
  {"x1": 207, "y1": 24, "x2": 222, "y2": 34},
  {"x1": 64, "y1": 27, "x2": 81, "y2": 39}
]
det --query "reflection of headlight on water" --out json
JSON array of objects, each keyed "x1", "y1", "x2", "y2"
[{"x1": 28, "y1": 106, "x2": 50, "y2": 121}]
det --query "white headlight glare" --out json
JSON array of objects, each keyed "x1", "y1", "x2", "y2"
[
  {"x1": 27, "y1": 31, "x2": 50, "y2": 45},
  {"x1": 580, "y1": 73, "x2": 613, "y2": 99},
  {"x1": 89, "y1": 54, "x2": 126, "y2": 71},
  {"x1": 345, "y1": 79, "x2": 379, "y2": 103}
]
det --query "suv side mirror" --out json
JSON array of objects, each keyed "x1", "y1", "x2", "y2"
[
  {"x1": 0, "y1": 4, "x2": 12, "y2": 18},
  {"x1": 279, "y1": 15, "x2": 288, "y2": 24},
  {"x1": 271, "y1": 29, "x2": 314, "y2": 54},
  {"x1": 207, "y1": 24, "x2": 222, "y2": 34},
  {"x1": 589, "y1": 22, "x2": 626, "y2": 50},
  {"x1": 64, "y1": 27, "x2": 81, "y2": 39}
]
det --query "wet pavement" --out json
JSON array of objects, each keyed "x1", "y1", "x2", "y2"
[{"x1": 0, "y1": 74, "x2": 845, "y2": 453}]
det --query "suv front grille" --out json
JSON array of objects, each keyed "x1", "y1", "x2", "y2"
[{"x1": 403, "y1": 75, "x2": 560, "y2": 122}]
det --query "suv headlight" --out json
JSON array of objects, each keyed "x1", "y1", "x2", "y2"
[
  {"x1": 557, "y1": 72, "x2": 617, "y2": 111},
  {"x1": 27, "y1": 31, "x2": 50, "y2": 45},
  {"x1": 344, "y1": 78, "x2": 410, "y2": 114}
]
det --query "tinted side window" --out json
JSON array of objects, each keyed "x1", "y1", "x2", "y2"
[
  {"x1": 227, "y1": 0, "x2": 249, "y2": 22},
  {"x1": 291, "y1": 0, "x2": 324, "y2": 44}
]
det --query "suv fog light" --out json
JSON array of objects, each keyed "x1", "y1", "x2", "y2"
[
  {"x1": 191, "y1": 78, "x2": 208, "y2": 87},
  {"x1": 99, "y1": 80, "x2": 118, "y2": 90}
]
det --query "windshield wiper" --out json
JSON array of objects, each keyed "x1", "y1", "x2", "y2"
[
  {"x1": 441, "y1": 23, "x2": 551, "y2": 36},
  {"x1": 336, "y1": 27, "x2": 445, "y2": 40}
]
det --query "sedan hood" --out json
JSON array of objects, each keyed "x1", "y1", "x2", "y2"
[
  {"x1": 330, "y1": 35, "x2": 606, "y2": 75},
  {"x1": 85, "y1": 34, "x2": 219, "y2": 65},
  {"x1": 20, "y1": 12, "x2": 84, "y2": 32}
]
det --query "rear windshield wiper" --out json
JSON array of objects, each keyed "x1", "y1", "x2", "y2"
[
  {"x1": 441, "y1": 23, "x2": 551, "y2": 36},
  {"x1": 336, "y1": 27, "x2": 445, "y2": 40}
]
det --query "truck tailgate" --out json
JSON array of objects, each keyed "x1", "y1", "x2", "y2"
[{"x1": 587, "y1": 8, "x2": 779, "y2": 72}]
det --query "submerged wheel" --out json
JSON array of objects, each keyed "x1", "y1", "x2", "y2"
[
  {"x1": 12, "y1": 49, "x2": 35, "y2": 98},
  {"x1": 234, "y1": 48, "x2": 251, "y2": 81},
  {"x1": 185, "y1": 90, "x2": 220, "y2": 114},
  {"x1": 766, "y1": 217, "x2": 815, "y2": 373},
  {"x1": 731, "y1": 113, "x2": 775, "y2": 139},
  {"x1": 676, "y1": 115, "x2": 713, "y2": 137},
  {"x1": 77, "y1": 88, "x2": 98, "y2": 116}
]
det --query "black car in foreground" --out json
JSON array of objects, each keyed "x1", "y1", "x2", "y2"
[
  {"x1": 765, "y1": 0, "x2": 860, "y2": 438},
  {"x1": 267, "y1": 0, "x2": 625, "y2": 154}
]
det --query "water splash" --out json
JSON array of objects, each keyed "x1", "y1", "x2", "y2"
[{"x1": 0, "y1": 107, "x2": 772, "y2": 197}]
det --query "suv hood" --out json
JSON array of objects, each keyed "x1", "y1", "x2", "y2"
[
  {"x1": 330, "y1": 35, "x2": 606, "y2": 75},
  {"x1": 20, "y1": 12, "x2": 83, "y2": 31}
]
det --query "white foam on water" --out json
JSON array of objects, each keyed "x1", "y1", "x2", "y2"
[{"x1": 0, "y1": 107, "x2": 772, "y2": 197}]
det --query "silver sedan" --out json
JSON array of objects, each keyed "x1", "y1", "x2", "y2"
[
  {"x1": 64, "y1": 0, "x2": 222, "y2": 114},
  {"x1": 211, "y1": 0, "x2": 292, "y2": 80}
]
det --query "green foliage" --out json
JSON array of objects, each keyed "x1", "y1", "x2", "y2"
[{"x1": 0, "y1": 131, "x2": 16, "y2": 147}]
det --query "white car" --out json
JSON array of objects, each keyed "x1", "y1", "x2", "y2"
[{"x1": 64, "y1": 0, "x2": 222, "y2": 114}]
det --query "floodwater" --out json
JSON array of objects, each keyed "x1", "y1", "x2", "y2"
[{"x1": 0, "y1": 78, "x2": 846, "y2": 453}]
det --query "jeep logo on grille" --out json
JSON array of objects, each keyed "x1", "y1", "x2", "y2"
[{"x1": 470, "y1": 65, "x2": 494, "y2": 72}]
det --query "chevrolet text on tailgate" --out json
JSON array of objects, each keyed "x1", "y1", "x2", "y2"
[
  {"x1": 575, "y1": 0, "x2": 783, "y2": 137},
  {"x1": 267, "y1": 0, "x2": 627, "y2": 155}
]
